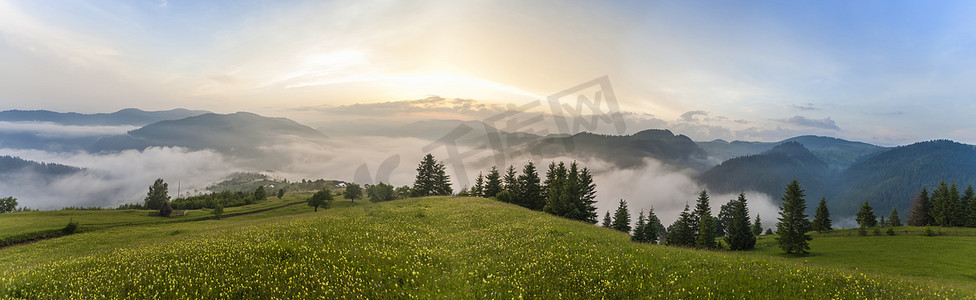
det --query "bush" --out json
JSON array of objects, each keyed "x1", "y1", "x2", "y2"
[
  {"x1": 212, "y1": 205, "x2": 224, "y2": 220},
  {"x1": 858, "y1": 227, "x2": 867, "y2": 236},
  {"x1": 924, "y1": 227, "x2": 937, "y2": 236},
  {"x1": 885, "y1": 227, "x2": 895, "y2": 236},
  {"x1": 872, "y1": 227, "x2": 881, "y2": 236},
  {"x1": 495, "y1": 190, "x2": 513, "y2": 203},
  {"x1": 62, "y1": 220, "x2": 79, "y2": 234}
]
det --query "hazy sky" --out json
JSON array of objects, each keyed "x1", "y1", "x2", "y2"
[{"x1": 2, "y1": 0, "x2": 976, "y2": 145}]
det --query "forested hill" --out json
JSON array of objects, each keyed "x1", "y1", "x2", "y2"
[
  {"x1": 698, "y1": 141, "x2": 832, "y2": 207},
  {"x1": 0, "y1": 108, "x2": 209, "y2": 126},
  {"x1": 0, "y1": 156, "x2": 83, "y2": 177},
  {"x1": 89, "y1": 112, "x2": 327, "y2": 156},
  {"x1": 830, "y1": 140, "x2": 976, "y2": 217},
  {"x1": 526, "y1": 129, "x2": 709, "y2": 170}
]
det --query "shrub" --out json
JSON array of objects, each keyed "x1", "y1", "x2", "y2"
[
  {"x1": 495, "y1": 190, "x2": 513, "y2": 203},
  {"x1": 62, "y1": 220, "x2": 79, "y2": 234},
  {"x1": 885, "y1": 227, "x2": 895, "y2": 236},
  {"x1": 924, "y1": 227, "x2": 937, "y2": 236}
]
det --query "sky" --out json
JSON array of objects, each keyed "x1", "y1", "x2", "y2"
[{"x1": 2, "y1": 0, "x2": 976, "y2": 145}]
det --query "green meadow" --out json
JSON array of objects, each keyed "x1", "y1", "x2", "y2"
[{"x1": 0, "y1": 196, "x2": 967, "y2": 298}]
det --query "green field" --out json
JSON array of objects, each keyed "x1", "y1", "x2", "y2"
[
  {"x1": 0, "y1": 196, "x2": 966, "y2": 298},
  {"x1": 0, "y1": 193, "x2": 315, "y2": 247},
  {"x1": 746, "y1": 229, "x2": 976, "y2": 294}
]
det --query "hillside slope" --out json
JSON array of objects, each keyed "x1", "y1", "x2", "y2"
[
  {"x1": 831, "y1": 140, "x2": 976, "y2": 217},
  {"x1": 89, "y1": 112, "x2": 327, "y2": 156},
  {"x1": 699, "y1": 142, "x2": 832, "y2": 207},
  {"x1": 0, "y1": 197, "x2": 955, "y2": 298},
  {"x1": 528, "y1": 129, "x2": 710, "y2": 170}
]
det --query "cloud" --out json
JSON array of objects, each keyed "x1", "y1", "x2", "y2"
[
  {"x1": 680, "y1": 110, "x2": 709, "y2": 122},
  {"x1": 0, "y1": 121, "x2": 136, "y2": 138},
  {"x1": 777, "y1": 116, "x2": 840, "y2": 131},
  {"x1": 789, "y1": 103, "x2": 819, "y2": 111},
  {"x1": 0, "y1": 147, "x2": 237, "y2": 209}
]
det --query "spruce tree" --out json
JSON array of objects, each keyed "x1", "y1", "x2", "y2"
[
  {"x1": 856, "y1": 200, "x2": 878, "y2": 229},
  {"x1": 472, "y1": 172, "x2": 485, "y2": 197},
  {"x1": 696, "y1": 215, "x2": 718, "y2": 249},
  {"x1": 887, "y1": 208, "x2": 902, "y2": 227},
  {"x1": 717, "y1": 200, "x2": 735, "y2": 237},
  {"x1": 908, "y1": 187, "x2": 932, "y2": 226},
  {"x1": 503, "y1": 165, "x2": 518, "y2": 193},
  {"x1": 412, "y1": 154, "x2": 452, "y2": 196},
  {"x1": 646, "y1": 206, "x2": 663, "y2": 244},
  {"x1": 611, "y1": 199, "x2": 632, "y2": 234},
  {"x1": 666, "y1": 204, "x2": 695, "y2": 247},
  {"x1": 725, "y1": 192, "x2": 756, "y2": 251},
  {"x1": 949, "y1": 182, "x2": 961, "y2": 226},
  {"x1": 775, "y1": 180, "x2": 812, "y2": 255},
  {"x1": 602, "y1": 211, "x2": 613, "y2": 229},
  {"x1": 517, "y1": 162, "x2": 544, "y2": 210},
  {"x1": 930, "y1": 181, "x2": 956, "y2": 227},
  {"x1": 483, "y1": 167, "x2": 502, "y2": 198},
  {"x1": 961, "y1": 185, "x2": 974, "y2": 227},
  {"x1": 632, "y1": 210, "x2": 648, "y2": 242},
  {"x1": 572, "y1": 165, "x2": 599, "y2": 223},
  {"x1": 967, "y1": 195, "x2": 976, "y2": 228},
  {"x1": 812, "y1": 198, "x2": 832, "y2": 232},
  {"x1": 690, "y1": 190, "x2": 711, "y2": 236},
  {"x1": 752, "y1": 214, "x2": 763, "y2": 236},
  {"x1": 543, "y1": 162, "x2": 571, "y2": 217}
]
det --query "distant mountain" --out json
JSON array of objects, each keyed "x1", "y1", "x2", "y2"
[
  {"x1": 0, "y1": 155, "x2": 83, "y2": 178},
  {"x1": 0, "y1": 108, "x2": 210, "y2": 126},
  {"x1": 698, "y1": 142, "x2": 832, "y2": 209},
  {"x1": 830, "y1": 140, "x2": 976, "y2": 219},
  {"x1": 525, "y1": 129, "x2": 709, "y2": 170},
  {"x1": 90, "y1": 112, "x2": 328, "y2": 157},
  {"x1": 697, "y1": 135, "x2": 885, "y2": 171}
]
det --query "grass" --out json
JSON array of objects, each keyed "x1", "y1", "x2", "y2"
[
  {"x1": 0, "y1": 194, "x2": 311, "y2": 247},
  {"x1": 0, "y1": 197, "x2": 961, "y2": 298},
  {"x1": 747, "y1": 228, "x2": 976, "y2": 294}
]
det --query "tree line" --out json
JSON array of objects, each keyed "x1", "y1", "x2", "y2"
[{"x1": 906, "y1": 181, "x2": 976, "y2": 227}]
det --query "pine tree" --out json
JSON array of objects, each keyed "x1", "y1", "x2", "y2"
[
  {"x1": 503, "y1": 165, "x2": 518, "y2": 193},
  {"x1": 666, "y1": 204, "x2": 695, "y2": 247},
  {"x1": 812, "y1": 198, "x2": 832, "y2": 233},
  {"x1": 908, "y1": 187, "x2": 932, "y2": 226},
  {"x1": 775, "y1": 180, "x2": 812, "y2": 255},
  {"x1": 254, "y1": 186, "x2": 268, "y2": 201},
  {"x1": 725, "y1": 192, "x2": 756, "y2": 251},
  {"x1": 690, "y1": 190, "x2": 711, "y2": 236},
  {"x1": 646, "y1": 206, "x2": 663, "y2": 244},
  {"x1": 516, "y1": 162, "x2": 544, "y2": 210},
  {"x1": 717, "y1": 200, "x2": 735, "y2": 237},
  {"x1": 930, "y1": 181, "x2": 954, "y2": 227},
  {"x1": 949, "y1": 182, "x2": 961, "y2": 226},
  {"x1": 483, "y1": 167, "x2": 502, "y2": 198},
  {"x1": 856, "y1": 200, "x2": 878, "y2": 229},
  {"x1": 961, "y1": 185, "x2": 974, "y2": 227},
  {"x1": 611, "y1": 199, "x2": 632, "y2": 234},
  {"x1": 472, "y1": 172, "x2": 485, "y2": 197},
  {"x1": 967, "y1": 194, "x2": 976, "y2": 228},
  {"x1": 752, "y1": 214, "x2": 763, "y2": 236},
  {"x1": 696, "y1": 215, "x2": 718, "y2": 249},
  {"x1": 572, "y1": 165, "x2": 599, "y2": 224},
  {"x1": 602, "y1": 211, "x2": 613, "y2": 229},
  {"x1": 632, "y1": 210, "x2": 648, "y2": 242},
  {"x1": 887, "y1": 207, "x2": 902, "y2": 227},
  {"x1": 543, "y1": 162, "x2": 571, "y2": 217},
  {"x1": 412, "y1": 154, "x2": 452, "y2": 196}
]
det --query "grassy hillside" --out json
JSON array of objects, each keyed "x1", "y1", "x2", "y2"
[
  {"x1": 747, "y1": 230, "x2": 976, "y2": 294},
  {"x1": 0, "y1": 197, "x2": 959, "y2": 298},
  {"x1": 0, "y1": 194, "x2": 309, "y2": 247}
]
